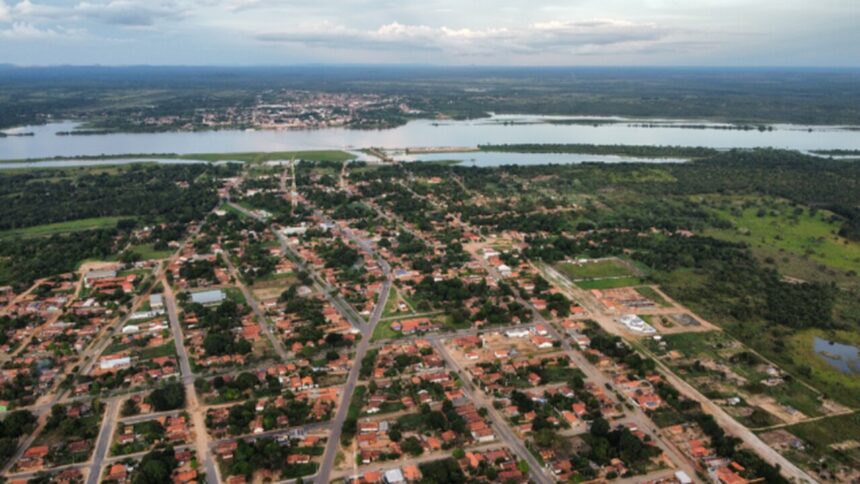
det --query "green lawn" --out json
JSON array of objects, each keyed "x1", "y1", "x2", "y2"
[
  {"x1": 576, "y1": 277, "x2": 643, "y2": 290},
  {"x1": 0, "y1": 216, "x2": 127, "y2": 239},
  {"x1": 371, "y1": 320, "x2": 401, "y2": 342},
  {"x1": 556, "y1": 259, "x2": 633, "y2": 280}
]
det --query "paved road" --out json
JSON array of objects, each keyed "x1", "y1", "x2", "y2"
[
  {"x1": 539, "y1": 263, "x2": 817, "y2": 483},
  {"x1": 430, "y1": 339, "x2": 554, "y2": 484},
  {"x1": 163, "y1": 281, "x2": 220, "y2": 484},
  {"x1": 234, "y1": 170, "x2": 395, "y2": 484},
  {"x1": 220, "y1": 251, "x2": 291, "y2": 361},
  {"x1": 209, "y1": 420, "x2": 331, "y2": 448},
  {"x1": 85, "y1": 398, "x2": 120, "y2": 484}
]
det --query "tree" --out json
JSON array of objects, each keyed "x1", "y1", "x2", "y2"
[
  {"x1": 147, "y1": 383, "x2": 186, "y2": 412},
  {"x1": 132, "y1": 447, "x2": 177, "y2": 484},
  {"x1": 590, "y1": 417, "x2": 610, "y2": 438},
  {"x1": 401, "y1": 436, "x2": 423, "y2": 456}
]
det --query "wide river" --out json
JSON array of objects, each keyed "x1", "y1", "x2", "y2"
[{"x1": 2, "y1": 115, "x2": 859, "y2": 162}]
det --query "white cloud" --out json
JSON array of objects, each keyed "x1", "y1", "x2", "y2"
[
  {"x1": 0, "y1": 21, "x2": 58, "y2": 39},
  {"x1": 0, "y1": 1, "x2": 10, "y2": 22},
  {"x1": 256, "y1": 18, "x2": 675, "y2": 58}
]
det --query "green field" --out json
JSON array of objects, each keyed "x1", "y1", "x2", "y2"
[
  {"x1": 705, "y1": 199, "x2": 860, "y2": 276},
  {"x1": 371, "y1": 319, "x2": 402, "y2": 342},
  {"x1": 576, "y1": 277, "x2": 643, "y2": 290},
  {"x1": 556, "y1": 259, "x2": 633, "y2": 280},
  {"x1": 785, "y1": 329, "x2": 860, "y2": 407},
  {"x1": 129, "y1": 243, "x2": 173, "y2": 260},
  {"x1": 0, "y1": 216, "x2": 126, "y2": 239},
  {"x1": 635, "y1": 286, "x2": 672, "y2": 307},
  {"x1": 777, "y1": 412, "x2": 860, "y2": 471}
]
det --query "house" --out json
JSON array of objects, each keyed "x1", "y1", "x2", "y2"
[
  {"x1": 636, "y1": 393, "x2": 662, "y2": 410},
  {"x1": 402, "y1": 464, "x2": 422, "y2": 481}
]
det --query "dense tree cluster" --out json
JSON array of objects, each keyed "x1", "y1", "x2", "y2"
[{"x1": 146, "y1": 383, "x2": 186, "y2": 412}]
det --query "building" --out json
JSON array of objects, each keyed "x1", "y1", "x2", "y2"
[
  {"x1": 384, "y1": 469, "x2": 405, "y2": 484},
  {"x1": 100, "y1": 356, "x2": 132, "y2": 370},
  {"x1": 282, "y1": 224, "x2": 308, "y2": 236},
  {"x1": 85, "y1": 269, "x2": 117, "y2": 286},
  {"x1": 618, "y1": 314, "x2": 656, "y2": 334},
  {"x1": 150, "y1": 293, "x2": 164, "y2": 310},
  {"x1": 505, "y1": 328, "x2": 530, "y2": 338},
  {"x1": 191, "y1": 289, "x2": 226, "y2": 305}
]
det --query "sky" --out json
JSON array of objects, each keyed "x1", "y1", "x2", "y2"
[{"x1": 0, "y1": 0, "x2": 858, "y2": 66}]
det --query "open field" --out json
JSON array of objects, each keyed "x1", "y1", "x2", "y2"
[
  {"x1": 653, "y1": 331, "x2": 832, "y2": 423},
  {"x1": 555, "y1": 258, "x2": 633, "y2": 280},
  {"x1": 785, "y1": 329, "x2": 860, "y2": 407},
  {"x1": 576, "y1": 276, "x2": 644, "y2": 290},
  {"x1": 773, "y1": 412, "x2": 860, "y2": 481},
  {"x1": 0, "y1": 216, "x2": 126, "y2": 238},
  {"x1": 129, "y1": 243, "x2": 173, "y2": 260},
  {"x1": 704, "y1": 198, "x2": 860, "y2": 276}
]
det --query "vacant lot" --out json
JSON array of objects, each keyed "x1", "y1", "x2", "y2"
[{"x1": 777, "y1": 412, "x2": 860, "y2": 478}]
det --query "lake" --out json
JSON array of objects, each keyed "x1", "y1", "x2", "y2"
[
  {"x1": 2, "y1": 115, "x2": 859, "y2": 162},
  {"x1": 814, "y1": 337, "x2": 860, "y2": 375}
]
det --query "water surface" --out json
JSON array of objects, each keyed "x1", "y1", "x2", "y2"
[
  {"x1": 2, "y1": 115, "x2": 859, "y2": 161},
  {"x1": 813, "y1": 337, "x2": 860, "y2": 375}
]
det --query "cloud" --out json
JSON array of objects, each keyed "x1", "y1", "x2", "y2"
[
  {"x1": 73, "y1": 0, "x2": 185, "y2": 26},
  {"x1": 256, "y1": 18, "x2": 675, "y2": 58},
  {"x1": 0, "y1": 21, "x2": 58, "y2": 39},
  {"x1": 0, "y1": 1, "x2": 10, "y2": 22}
]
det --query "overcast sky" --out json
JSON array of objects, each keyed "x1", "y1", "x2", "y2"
[{"x1": 0, "y1": 0, "x2": 858, "y2": 66}]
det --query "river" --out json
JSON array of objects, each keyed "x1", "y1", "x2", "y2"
[{"x1": 1, "y1": 115, "x2": 859, "y2": 163}]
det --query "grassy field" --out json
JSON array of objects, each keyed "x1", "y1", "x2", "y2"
[
  {"x1": 777, "y1": 412, "x2": 860, "y2": 472},
  {"x1": 556, "y1": 259, "x2": 633, "y2": 280},
  {"x1": 658, "y1": 331, "x2": 827, "y2": 418},
  {"x1": 576, "y1": 277, "x2": 643, "y2": 290},
  {"x1": 0, "y1": 216, "x2": 126, "y2": 238},
  {"x1": 704, "y1": 198, "x2": 860, "y2": 276},
  {"x1": 371, "y1": 319, "x2": 402, "y2": 342},
  {"x1": 785, "y1": 329, "x2": 860, "y2": 407},
  {"x1": 129, "y1": 243, "x2": 173, "y2": 260}
]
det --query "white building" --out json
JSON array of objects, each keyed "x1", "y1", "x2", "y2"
[
  {"x1": 618, "y1": 314, "x2": 657, "y2": 334},
  {"x1": 191, "y1": 289, "x2": 226, "y2": 306},
  {"x1": 149, "y1": 293, "x2": 164, "y2": 310},
  {"x1": 99, "y1": 356, "x2": 131, "y2": 370},
  {"x1": 505, "y1": 328, "x2": 530, "y2": 338}
]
